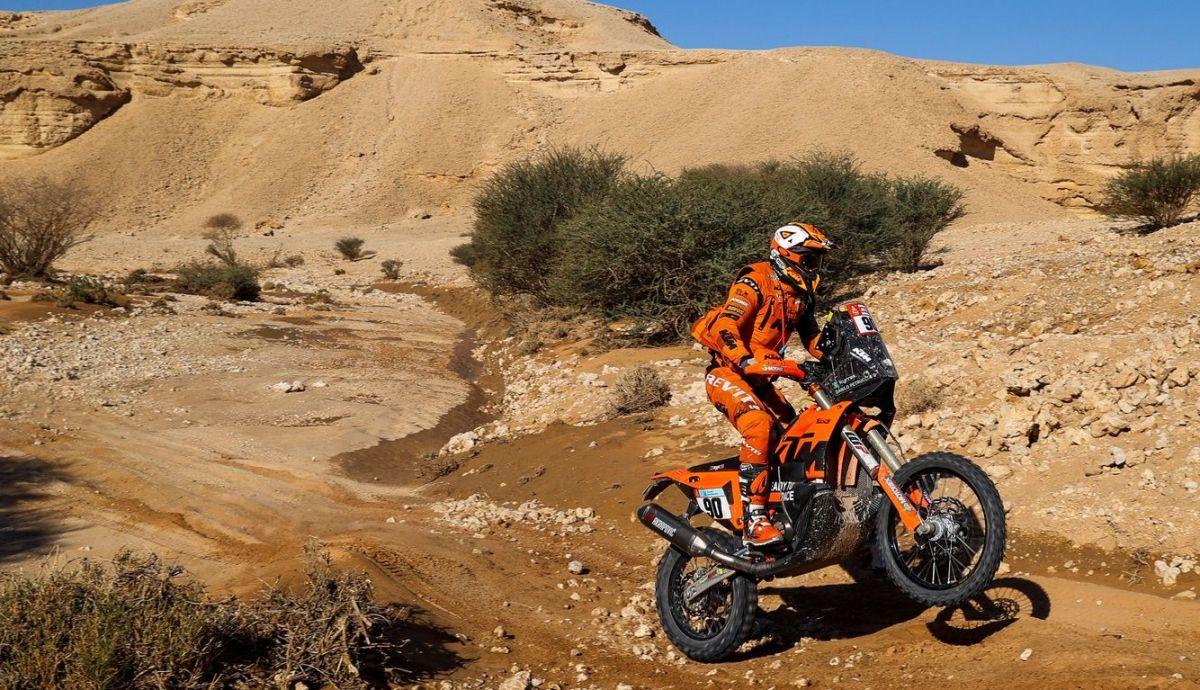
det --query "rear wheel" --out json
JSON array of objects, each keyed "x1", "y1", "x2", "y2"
[
  {"x1": 654, "y1": 527, "x2": 757, "y2": 662},
  {"x1": 876, "y1": 452, "x2": 1006, "y2": 607}
]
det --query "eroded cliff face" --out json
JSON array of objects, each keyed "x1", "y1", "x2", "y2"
[
  {"x1": 0, "y1": 40, "x2": 363, "y2": 158},
  {"x1": 929, "y1": 65, "x2": 1200, "y2": 208},
  {"x1": 0, "y1": 0, "x2": 1195, "y2": 218},
  {"x1": 0, "y1": 47, "x2": 129, "y2": 157}
]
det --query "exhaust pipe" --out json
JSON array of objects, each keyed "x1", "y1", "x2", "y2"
[{"x1": 636, "y1": 503, "x2": 799, "y2": 578}]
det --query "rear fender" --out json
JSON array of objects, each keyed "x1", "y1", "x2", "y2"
[
  {"x1": 647, "y1": 466, "x2": 743, "y2": 528},
  {"x1": 642, "y1": 477, "x2": 673, "y2": 501}
]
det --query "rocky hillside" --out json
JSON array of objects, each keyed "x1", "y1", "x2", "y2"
[
  {"x1": 443, "y1": 217, "x2": 1200, "y2": 560},
  {"x1": 1, "y1": 0, "x2": 1197, "y2": 234}
]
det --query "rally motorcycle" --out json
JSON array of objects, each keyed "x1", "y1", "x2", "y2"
[{"x1": 637, "y1": 302, "x2": 1006, "y2": 661}]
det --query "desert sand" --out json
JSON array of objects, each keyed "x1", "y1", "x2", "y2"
[{"x1": 2, "y1": 1, "x2": 1200, "y2": 688}]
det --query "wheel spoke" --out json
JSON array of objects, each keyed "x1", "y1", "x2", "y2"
[{"x1": 886, "y1": 462, "x2": 997, "y2": 591}]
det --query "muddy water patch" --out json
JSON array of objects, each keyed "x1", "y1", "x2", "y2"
[
  {"x1": 336, "y1": 323, "x2": 495, "y2": 485},
  {"x1": 334, "y1": 285, "x2": 506, "y2": 486}
]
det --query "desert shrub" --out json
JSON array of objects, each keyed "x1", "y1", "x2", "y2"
[
  {"x1": 547, "y1": 173, "x2": 733, "y2": 339},
  {"x1": 1102, "y1": 155, "x2": 1200, "y2": 229},
  {"x1": 202, "y1": 214, "x2": 243, "y2": 267},
  {"x1": 301, "y1": 289, "x2": 334, "y2": 305},
  {"x1": 264, "y1": 249, "x2": 307, "y2": 270},
  {"x1": 449, "y1": 242, "x2": 477, "y2": 267},
  {"x1": 122, "y1": 268, "x2": 165, "y2": 287},
  {"x1": 549, "y1": 153, "x2": 921, "y2": 339},
  {"x1": 250, "y1": 544, "x2": 404, "y2": 688},
  {"x1": 611, "y1": 365, "x2": 673, "y2": 414},
  {"x1": 335, "y1": 237, "x2": 366, "y2": 260},
  {"x1": 883, "y1": 176, "x2": 966, "y2": 272},
  {"x1": 467, "y1": 149, "x2": 964, "y2": 341},
  {"x1": 175, "y1": 262, "x2": 261, "y2": 301},
  {"x1": 204, "y1": 213, "x2": 243, "y2": 232},
  {"x1": 0, "y1": 176, "x2": 95, "y2": 278},
  {"x1": 65, "y1": 276, "x2": 126, "y2": 307},
  {"x1": 0, "y1": 546, "x2": 412, "y2": 690},
  {"x1": 381, "y1": 258, "x2": 403, "y2": 280},
  {"x1": 0, "y1": 551, "x2": 232, "y2": 689},
  {"x1": 466, "y1": 146, "x2": 627, "y2": 299}
]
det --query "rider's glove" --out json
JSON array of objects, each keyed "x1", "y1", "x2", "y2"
[{"x1": 737, "y1": 355, "x2": 758, "y2": 372}]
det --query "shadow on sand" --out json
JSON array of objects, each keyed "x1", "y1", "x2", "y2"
[
  {"x1": 925, "y1": 577, "x2": 1051, "y2": 645},
  {"x1": 0, "y1": 454, "x2": 72, "y2": 565},
  {"x1": 737, "y1": 576, "x2": 1051, "y2": 658}
]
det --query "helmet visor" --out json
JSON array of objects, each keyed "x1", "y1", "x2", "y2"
[{"x1": 799, "y1": 253, "x2": 824, "y2": 272}]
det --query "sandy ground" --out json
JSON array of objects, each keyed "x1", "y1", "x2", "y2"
[
  {"x1": 2, "y1": 214, "x2": 1198, "y2": 690},
  {"x1": 2, "y1": 2, "x2": 1197, "y2": 686}
]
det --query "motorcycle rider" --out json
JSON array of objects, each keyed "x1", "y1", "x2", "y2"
[{"x1": 691, "y1": 222, "x2": 833, "y2": 548}]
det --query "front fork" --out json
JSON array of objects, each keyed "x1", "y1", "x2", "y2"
[{"x1": 810, "y1": 386, "x2": 930, "y2": 535}]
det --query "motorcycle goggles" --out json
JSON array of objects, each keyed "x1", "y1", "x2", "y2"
[{"x1": 798, "y1": 252, "x2": 825, "y2": 272}]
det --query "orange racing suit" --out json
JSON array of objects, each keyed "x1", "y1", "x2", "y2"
[{"x1": 691, "y1": 262, "x2": 823, "y2": 511}]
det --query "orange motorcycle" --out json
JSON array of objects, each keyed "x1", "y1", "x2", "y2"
[{"x1": 638, "y1": 302, "x2": 1006, "y2": 661}]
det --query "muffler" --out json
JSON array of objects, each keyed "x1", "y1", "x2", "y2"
[{"x1": 636, "y1": 503, "x2": 797, "y2": 578}]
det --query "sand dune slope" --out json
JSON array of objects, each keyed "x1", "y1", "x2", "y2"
[{"x1": 1, "y1": 0, "x2": 1196, "y2": 233}]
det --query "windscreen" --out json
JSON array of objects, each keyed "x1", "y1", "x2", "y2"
[{"x1": 818, "y1": 302, "x2": 898, "y2": 402}]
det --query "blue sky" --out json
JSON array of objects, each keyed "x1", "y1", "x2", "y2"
[{"x1": 5, "y1": 0, "x2": 1197, "y2": 72}]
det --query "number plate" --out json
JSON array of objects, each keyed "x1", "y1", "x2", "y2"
[
  {"x1": 846, "y1": 303, "x2": 878, "y2": 335},
  {"x1": 697, "y1": 487, "x2": 730, "y2": 519}
]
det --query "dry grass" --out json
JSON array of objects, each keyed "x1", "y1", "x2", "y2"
[
  {"x1": 0, "y1": 545, "x2": 411, "y2": 689},
  {"x1": 611, "y1": 365, "x2": 672, "y2": 415}
]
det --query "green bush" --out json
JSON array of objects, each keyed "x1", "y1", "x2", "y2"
[
  {"x1": 1103, "y1": 155, "x2": 1200, "y2": 229},
  {"x1": 467, "y1": 147, "x2": 626, "y2": 299},
  {"x1": 449, "y1": 242, "x2": 477, "y2": 267},
  {"x1": 174, "y1": 262, "x2": 261, "y2": 301},
  {"x1": 883, "y1": 176, "x2": 966, "y2": 272},
  {"x1": 548, "y1": 173, "x2": 757, "y2": 339},
  {"x1": 65, "y1": 276, "x2": 126, "y2": 307},
  {"x1": 467, "y1": 148, "x2": 965, "y2": 341},
  {"x1": 0, "y1": 547, "x2": 414, "y2": 689}
]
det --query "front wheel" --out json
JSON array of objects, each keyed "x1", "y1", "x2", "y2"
[
  {"x1": 876, "y1": 452, "x2": 1006, "y2": 607},
  {"x1": 654, "y1": 527, "x2": 757, "y2": 662}
]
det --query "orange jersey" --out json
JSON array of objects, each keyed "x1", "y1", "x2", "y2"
[{"x1": 691, "y1": 262, "x2": 822, "y2": 368}]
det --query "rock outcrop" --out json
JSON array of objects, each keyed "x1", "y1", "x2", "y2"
[
  {"x1": 929, "y1": 64, "x2": 1200, "y2": 207},
  {"x1": 0, "y1": 40, "x2": 363, "y2": 158}
]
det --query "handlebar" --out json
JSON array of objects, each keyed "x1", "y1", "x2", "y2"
[
  {"x1": 742, "y1": 359, "x2": 806, "y2": 381},
  {"x1": 743, "y1": 360, "x2": 833, "y2": 409}
]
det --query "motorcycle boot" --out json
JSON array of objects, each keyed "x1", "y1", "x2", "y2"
[{"x1": 740, "y1": 463, "x2": 784, "y2": 549}]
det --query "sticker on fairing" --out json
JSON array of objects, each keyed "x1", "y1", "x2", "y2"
[
  {"x1": 846, "y1": 303, "x2": 879, "y2": 335},
  {"x1": 697, "y1": 488, "x2": 731, "y2": 519}
]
